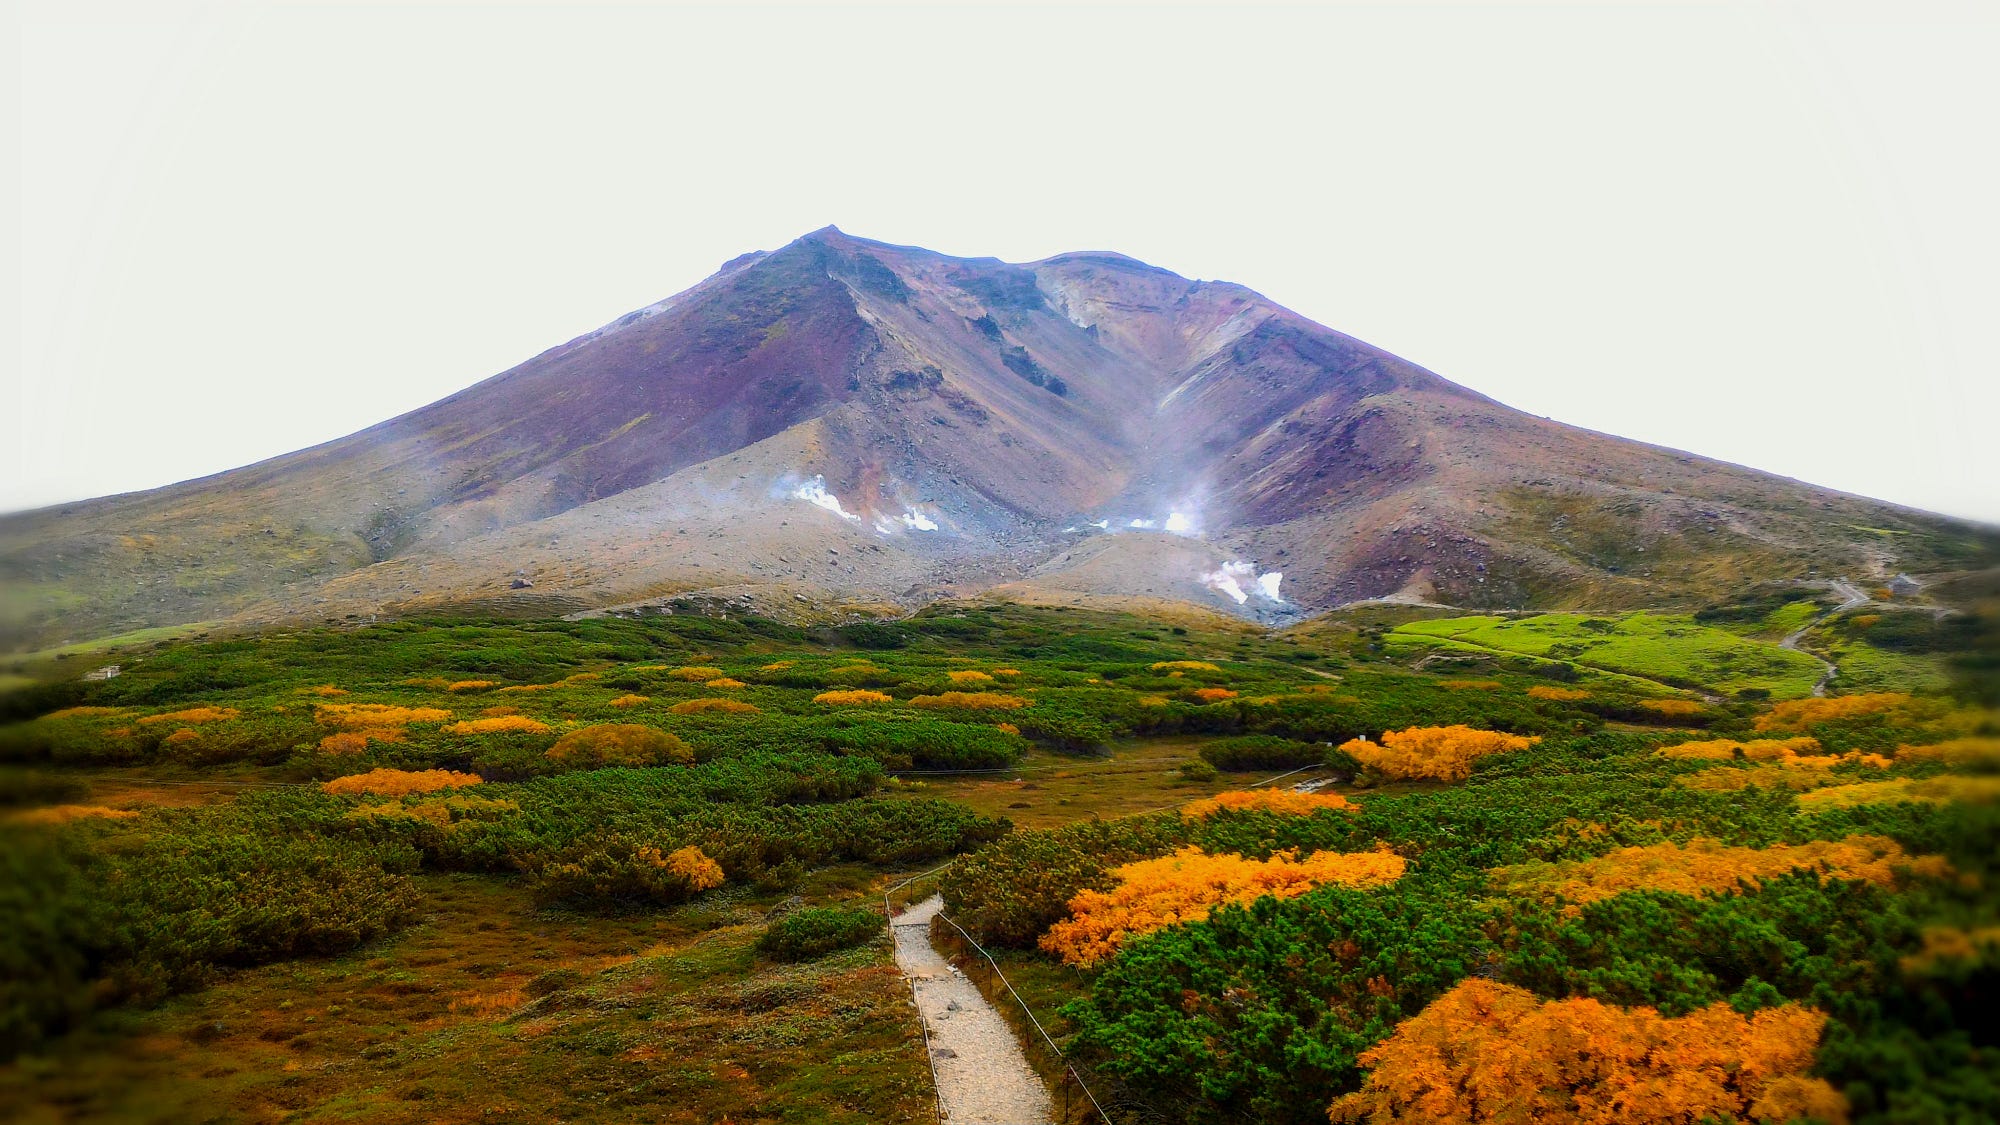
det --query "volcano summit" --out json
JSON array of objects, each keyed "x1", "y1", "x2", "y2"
[{"x1": 1, "y1": 227, "x2": 1987, "y2": 650}]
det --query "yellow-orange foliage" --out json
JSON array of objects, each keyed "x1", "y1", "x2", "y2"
[
  {"x1": 1327, "y1": 979, "x2": 1846, "y2": 1125},
  {"x1": 992, "y1": 668, "x2": 1020, "y2": 677},
  {"x1": 546, "y1": 724, "x2": 693, "y2": 768},
  {"x1": 1180, "y1": 790, "x2": 1355, "y2": 819},
  {"x1": 14, "y1": 804, "x2": 140, "y2": 825},
  {"x1": 669, "y1": 698, "x2": 760, "y2": 715},
  {"x1": 315, "y1": 703, "x2": 451, "y2": 728},
  {"x1": 1901, "y1": 925, "x2": 2000, "y2": 973},
  {"x1": 322, "y1": 769, "x2": 483, "y2": 797},
  {"x1": 161, "y1": 728, "x2": 202, "y2": 747},
  {"x1": 640, "y1": 845, "x2": 725, "y2": 891},
  {"x1": 1191, "y1": 687, "x2": 1239, "y2": 703},
  {"x1": 1638, "y1": 699, "x2": 1705, "y2": 717},
  {"x1": 703, "y1": 678, "x2": 747, "y2": 689},
  {"x1": 1897, "y1": 738, "x2": 2000, "y2": 769},
  {"x1": 1796, "y1": 775, "x2": 2000, "y2": 811},
  {"x1": 42, "y1": 706, "x2": 124, "y2": 720},
  {"x1": 995, "y1": 722, "x2": 1020, "y2": 735},
  {"x1": 497, "y1": 683, "x2": 554, "y2": 694},
  {"x1": 138, "y1": 706, "x2": 240, "y2": 725},
  {"x1": 759, "y1": 661, "x2": 794, "y2": 672},
  {"x1": 444, "y1": 715, "x2": 552, "y2": 735},
  {"x1": 1441, "y1": 679, "x2": 1502, "y2": 691},
  {"x1": 1151, "y1": 661, "x2": 1222, "y2": 673},
  {"x1": 1339, "y1": 726, "x2": 1537, "y2": 783},
  {"x1": 949, "y1": 670, "x2": 996, "y2": 684},
  {"x1": 1756, "y1": 692, "x2": 1914, "y2": 732},
  {"x1": 814, "y1": 689, "x2": 895, "y2": 706},
  {"x1": 1658, "y1": 737, "x2": 1823, "y2": 762},
  {"x1": 297, "y1": 685, "x2": 348, "y2": 697},
  {"x1": 1527, "y1": 686, "x2": 1590, "y2": 701},
  {"x1": 607, "y1": 694, "x2": 651, "y2": 708},
  {"x1": 1681, "y1": 764, "x2": 1846, "y2": 793},
  {"x1": 1040, "y1": 846, "x2": 1406, "y2": 967},
  {"x1": 317, "y1": 727, "x2": 403, "y2": 755},
  {"x1": 667, "y1": 666, "x2": 726, "y2": 682},
  {"x1": 910, "y1": 692, "x2": 1028, "y2": 710},
  {"x1": 447, "y1": 680, "x2": 498, "y2": 693},
  {"x1": 1490, "y1": 835, "x2": 1947, "y2": 909}
]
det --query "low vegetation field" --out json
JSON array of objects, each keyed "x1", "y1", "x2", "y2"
[{"x1": 0, "y1": 598, "x2": 1991, "y2": 1124}]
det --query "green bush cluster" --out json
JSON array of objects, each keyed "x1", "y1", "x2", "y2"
[{"x1": 756, "y1": 905, "x2": 883, "y2": 962}]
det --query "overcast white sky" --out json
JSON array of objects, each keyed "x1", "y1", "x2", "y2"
[{"x1": 12, "y1": 1, "x2": 1998, "y2": 522}]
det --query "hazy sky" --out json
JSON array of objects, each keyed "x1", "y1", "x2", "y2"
[{"x1": 13, "y1": 1, "x2": 1999, "y2": 522}]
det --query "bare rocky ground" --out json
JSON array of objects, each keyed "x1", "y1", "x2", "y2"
[{"x1": 892, "y1": 895, "x2": 1053, "y2": 1125}]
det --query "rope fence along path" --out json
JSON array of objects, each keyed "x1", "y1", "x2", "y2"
[
  {"x1": 885, "y1": 757, "x2": 1335, "y2": 1123},
  {"x1": 893, "y1": 894, "x2": 1055, "y2": 1124}
]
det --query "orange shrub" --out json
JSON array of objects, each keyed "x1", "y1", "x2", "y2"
[
  {"x1": 322, "y1": 769, "x2": 482, "y2": 797},
  {"x1": 1328, "y1": 978, "x2": 1845, "y2": 1125},
  {"x1": 1901, "y1": 925, "x2": 2000, "y2": 974},
  {"x1": 546, "y1": 724, "x2": 693, "y2": 768},
  {"x1": 995, "y1": 722, "x2": 1020, "y2": 735},
  {"x1": 1180, "y1": 790, "x2": 1354, "y2": 818},
  {"x1": 1756, "y1": 692, "x2": 1915, "y2": 732},
  {"x1": 447, "y1": 680, "x2": 497, "y2": 693},
  {"x1": 910, "y1": 692, "x2": 1028, "y2": 711},
  {"x1": 1490, "y1": 835, "x2": 1947, "y2": 909},
  {"x1": 315, "y1": 703, "x2": 451, "y2": 728},
  {"x1": 1680, "y1": 764, "x2": 1846, "y2": 793},
  {"x1": 667, "y1": 666, "x2": 726, "y2": 682},
  {"x1": 1796, "y1": 775, "x2": 2000, "y2": 811},
  {"x1": 296, "y1": 685, "x2": 347, "y2": 697},
  {"x1": 703, "y1": 678, "x2": 747, "y2": 689},
  {"x1": 760, "y1": 661, "x2": 795, "y2": 672},
  {"x1": 607, "y1": 694, "x2": 651, "y2": 708},
  {"x1": 161, "y1": 728, "x2": 202, "y2": 747},
  {"x1": 814, "y1": 689, "x2": 895, "y2": 706},
  {"x1": 317, "y1": 727, "x2": 403, "y2": 755},
  {"x1": 1191, "y1": 687, "x2": 1239, "y2": 703},
  {"x1": 1150, "y1": 661, "x2": 1221, "y2": 673},
  {"x1": 1638, "y1": 699, "x2": 1705, "y2": 717},
  {"x1": 1441, "y1": 679, "x2": 1502, "y2": 691},
  {"x1": 445, "y1": 715, "x2": 552, "y2": 735},
  {"x1": 14, "y1": 804, "x2": 139, "y2": 825},
  {"x1": 497, "y1": 683, "x2": 554, "y2": 694},
  {"x1": 138, "y1": 706, "x2": 240, "y2": 725},
  {"x1": 949, "y1": 670, "x2": 996, "y2": 684},
  {"x1": 1527, "y1": 685, "x2": 1589, "y2": 701},
  {"x1": 42, "y1": 706, "x2": 124, "y2": 720},
  {"x1": 668, "y1": 698, "x2": 760, "y2": 715},
  {"x1": 1658, "y1": 736, "x2": 1823, "y2": 762},
  {"x1": 1897, "y1": 737, "x2": 2000, "y2": 769},
  {"x1": 1339, "y1": 726, "x2": 1537, "y2": 783},
  {"x1": 992, "y1": 668, "x2": 1020, "y2": 677},
  {"x1": 644, "y1": 845, "x2": 724, "y2": 892},
  {"x1": 1040, "y1": 846, "x2": 1406, "y2": 967}
]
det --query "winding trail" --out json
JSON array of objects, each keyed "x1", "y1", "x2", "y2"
[
  {"x1": 891, "y1": 895, "x2": 1053, "y2": 1125},
  {"x1": 1781, "y1": 580, "x2": 1871, "y2": 697}
]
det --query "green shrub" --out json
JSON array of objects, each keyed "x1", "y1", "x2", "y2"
[
  {"x1": 757, "y1": 905, "x2": 882, "y2": 961},
  {"x1": 1198, "y1": 735, "x2": 1322, "y2": 772}
]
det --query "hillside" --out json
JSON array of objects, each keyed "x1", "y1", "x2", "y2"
[{"x1": 2, "y1": 227, "x2": 1991, "y2": 652}]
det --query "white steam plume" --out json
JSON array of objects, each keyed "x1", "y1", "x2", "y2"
[{"x1": 792, "y1": 476, "x2": 859, "y2": 521}]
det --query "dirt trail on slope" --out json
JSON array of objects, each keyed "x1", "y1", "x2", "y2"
[
  {"x1": 891, "y1": 895, "x2": 1053, "y2": 1125},
  {"x1": 1781, "y1": 579, "x2": 1872, "y2": 697}
]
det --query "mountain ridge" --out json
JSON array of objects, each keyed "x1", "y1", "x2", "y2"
[{"x1": 2, "y1": 226, "x2": 1991, "y2": 651}]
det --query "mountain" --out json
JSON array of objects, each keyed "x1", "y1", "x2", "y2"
[{"x1": 2, "y1": 227, "x2": 1991, "y2": 652}]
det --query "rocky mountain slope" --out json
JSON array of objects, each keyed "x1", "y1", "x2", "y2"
[{"x1": 2, "y1": 227, "x2": 1990, "y2": 651}]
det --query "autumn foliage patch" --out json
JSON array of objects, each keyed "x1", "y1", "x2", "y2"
[
  {"x1": 909, "y1": 691, "x2": 1028, "y2": 711},
  {"x1": 545, "y1": 724, "x2": 693, "y2": 768},
  {"x1": 445, "y1": 715, "x2": 553, "y2": 736},
  {"x1": 1041, "y1": 845, "x2": 1407, "y2": 967},
  {"x1": 1338, "y1": 726, "x2": 1537, "y2": 782},
  {"x1": 315, "y1": 703, "x2": 451, "y2": 728},
  {"x1": 1755, "y1": 692, "x2": 1916, "y2": 732},
  {"x1": 1180, "y1": 789, "x2": 1354, "y2": 819},
  {"x1": 1328, "y1": 979, "x2": 1846, "y2": 1125},
  {"x1": 668, "y1": 698, "x2": 760, "y2": 715},
  {"x1": 1489, "y1": 835, "x2": 1947, "y2": 909},
  {"x1": 813, "y1": 690, "x2": 895, "y2": 706},
  {"x1": 322, "y1": 768, "x2": 483, "y2": 797}
]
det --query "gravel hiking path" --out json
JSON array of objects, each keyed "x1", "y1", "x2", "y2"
[
  {"x1": 1782, "y1": 579, "x2": 1873, "y2": 696},
  {"x1": 892, "y1": 895, "x2": 1053, "y2": 1125}
]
